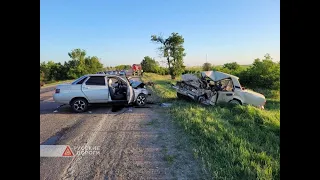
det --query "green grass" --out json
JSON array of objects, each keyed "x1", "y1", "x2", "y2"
[
  {"x1": 141, "y1": 73, "x2": 180, "y2": 102},
  {"x1": 142, "y1": 73, "x2": 280, "y2": 180}
]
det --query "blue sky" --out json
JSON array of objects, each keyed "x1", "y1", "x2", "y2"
[{"x1": 40, "y1": 0, "x2": 279, "y2": 67}]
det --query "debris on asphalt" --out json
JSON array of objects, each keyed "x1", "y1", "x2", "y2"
[
  {"x1": 128, "y1": 107, "x2": 133, "y2": 112},
  {"x1": 160, "y1": 103, "x2": 172, "y2": 107},
  {"x1": 88, "y1": 111, "x2": 92, "y2": 114},
  {"x1": 53, "y1": 110, "x2": 58, "y2": 113}
]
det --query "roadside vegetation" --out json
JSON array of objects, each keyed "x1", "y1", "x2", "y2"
[
  {"x1": 141, "y1": 56, "x2": 280, "y2": 179},
  {"x1": 40, "y1": 49, "x2": 105, "y2": 84}
]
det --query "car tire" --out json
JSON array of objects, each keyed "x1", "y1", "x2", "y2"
[
  {"x1": 229, "y1": 99, "x2": 241, "y2": 105},
  {"x1": 198, "y1": 96, "x2": 206, "y2": 103},
  {"x1": 136, "y1": 93, "x2": 147, "y2": 106},
  {"x1": 70, "y1": 98, "x2": 88, "y2": 113},
  {"x1": 177, "y1": 92, "x2": 183, "y2": 99}
]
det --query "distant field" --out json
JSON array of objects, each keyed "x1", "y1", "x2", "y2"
[{"x1": 142, "y1": 73, "x2": 280, "y2": 180}]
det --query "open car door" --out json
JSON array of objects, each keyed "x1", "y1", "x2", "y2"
[
  {"x1": 216, "y1": 78, "x2": 235, "y2": 103},
  {"x1": 117, "y1": 76, "x2": 134, "y2": 104}
]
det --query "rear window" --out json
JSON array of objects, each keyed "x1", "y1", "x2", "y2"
[{"x1": 85, "y1": 76, "x2": 106, "y2": 86}]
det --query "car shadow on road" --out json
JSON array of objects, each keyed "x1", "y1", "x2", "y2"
[{"x1": 40, "y1": 101, "x2": 72, "y2": 114}]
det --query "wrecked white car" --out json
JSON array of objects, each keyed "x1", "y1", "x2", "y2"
[
  {"x1": 53, "y1": 74, "x2": 150, "y2": 113},
  {"x1": 172, "y1": 71, "x2": 266, "y2": 109},
  {"x1": 129, "y1": 79, "x2": 151, "y2": 105}
]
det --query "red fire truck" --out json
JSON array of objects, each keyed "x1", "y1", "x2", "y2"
[{"x1": 132, "y1": 64, "x2": 143, "y2": 76}]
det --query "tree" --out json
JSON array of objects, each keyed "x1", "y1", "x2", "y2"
[
  {"x1": 115, "y1": 65, "x2": 131, "y2": 70},
  {"x1": 68, "y1": 48, "x2": 86, "y2": 61},
  {"x1": 66, "y1": 49, "x2": 89, "y2": 78},
  {"x1": 104, "y1": 66, "x2": 114, "y2": 71},
  {"x1": 202, "y1": 62, "x2": 212, "y2": 71},
  {"x1": 40, "y1": 48, "x2": 104, "y2": 82},
  {"x1": 223, "y1": 62, "x2": 240, "y2": 71},
  {"x1": 151, "y1": 32, "x2": 186, "y2": 79},
  {"x1": 167, "y1": 33, "x2": 186, "y2": 78},
  {"x1": 84, "y1": 56, "x2": 104, "y2": 74},
  {"x1": 40, "y1": 71, "x2": 45, "y2": 81},
  {"x1": 140, "y1": 56, "x2": 159, "y2": 73},
  {"x1": 40, "y1": 61, "x2": 48, "y2": 81},
  {"x1": 151, "y1": 34, "x2": 171, "y2": 72}
]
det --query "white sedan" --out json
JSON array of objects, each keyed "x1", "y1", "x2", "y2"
[
  {"x1": 53, "y1": 74, "x2": 150, "y2": 112},
  {"x1": 173, "y1": 71, "x2": 266, "y2": 109}
]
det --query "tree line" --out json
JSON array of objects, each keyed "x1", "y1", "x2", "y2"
[
  {"x1": 41, "y1": 32, "x2": 279, "y2": 91},
  {"x1": 200, "y1": 54, "x2": 279, "y2": 90},
  {"x1": 40, "y1": 49, "x2": 104, "y2": 83},
  {"x1": 141, "y1": 52, "x2": 279, "y2": 90}
]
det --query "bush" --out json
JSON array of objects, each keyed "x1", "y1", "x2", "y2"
[
  {"x1": 211, "y1": 55, "x2": 280, "y2": 91},
  {"x1": 238, "y1": 55, "x2": 280, "y2": 90}
]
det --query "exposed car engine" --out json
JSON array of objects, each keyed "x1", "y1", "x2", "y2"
[{"x1": 173, "y1": 74, "x2": 218, "y2": 105}]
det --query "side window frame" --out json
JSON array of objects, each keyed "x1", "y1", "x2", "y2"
[
  {"x1": 76, "y1": 77, "x2": 88, "y2": 85},
  {"x1": 84, "y1": 76, "x2": 106, "y2": 86}
]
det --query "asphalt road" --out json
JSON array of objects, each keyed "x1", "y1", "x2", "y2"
[{"x1": 40, "y1": 79, "x2": 210, "y2": 180}]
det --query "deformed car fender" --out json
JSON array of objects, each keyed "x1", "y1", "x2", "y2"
[
  {"x1": 231, "y1": 95, "x2": 244, "y2": 105},
  {"x1": 133, "y1": 88, "x2": 149, "y2": 102}
]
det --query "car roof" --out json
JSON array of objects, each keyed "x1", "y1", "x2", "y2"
[{"x1": 85, "y1": 74, "x2": 125, "y2": 78}]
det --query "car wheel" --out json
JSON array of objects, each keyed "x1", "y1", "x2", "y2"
[
  {"x1": 136, "y1": 93, "x2": 147, "y2": 106},
  {"x1": 229, "y1": 99, "x2": 241, "y2": 105},
  {"x1": 177, "y1": 92, "x2": 183, "y2": 99},
  {"x1": 70, "y1": 98, "x2": 88, "y2": 113},
  {"x1": 198, "y1": 96, "x2": 206, "y2": 103}
]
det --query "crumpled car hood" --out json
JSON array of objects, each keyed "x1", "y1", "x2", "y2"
[{"x1": 130, "y1": 80, "x2": 145, "y2": 88}]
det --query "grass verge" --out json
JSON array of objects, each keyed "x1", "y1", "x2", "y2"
[{"x1": 142, "y1": 73, "x2": 280, "y2": 180}]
